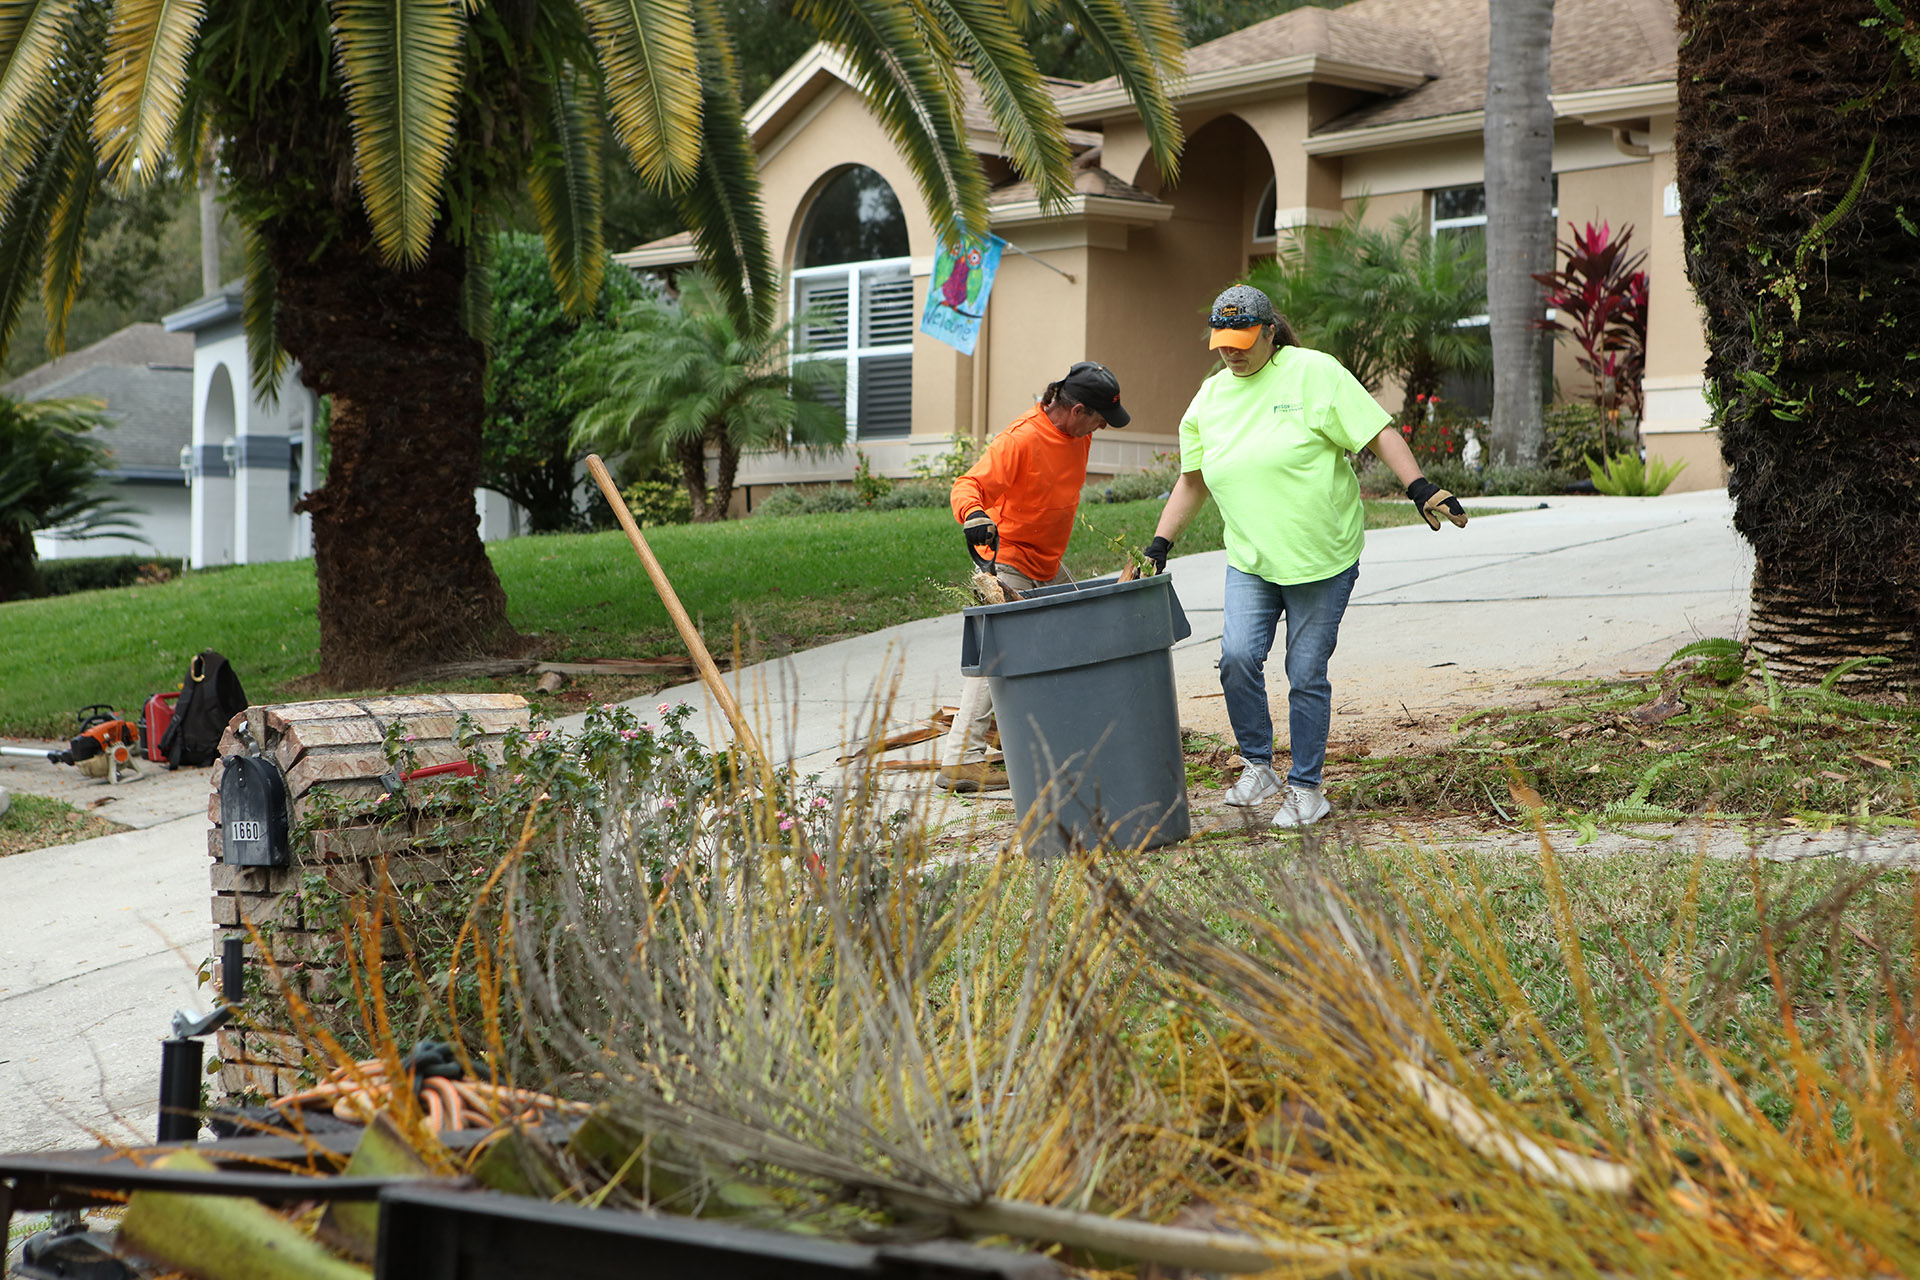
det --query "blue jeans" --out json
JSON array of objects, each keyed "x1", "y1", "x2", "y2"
[{"x1": 1219, "y1": 562, "x2": 1359, "y2": 789}]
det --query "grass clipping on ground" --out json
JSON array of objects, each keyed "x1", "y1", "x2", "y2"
[{"x1": 1344, "y1": 639, "x2": 1920, "y2": 824}]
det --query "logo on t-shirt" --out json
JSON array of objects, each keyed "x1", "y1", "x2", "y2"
[{"x1": 1272, "y1": 402, "x2": 1303, "y2": 413}]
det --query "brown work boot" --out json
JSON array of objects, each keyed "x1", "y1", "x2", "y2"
[{"x1": 934, "y1": 762, "x2": 1010, "y2": 793}]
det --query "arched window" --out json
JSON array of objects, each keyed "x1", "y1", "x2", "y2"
[
  {"x1": 1253, "y1": 179, "x2": 1277, "y2": 243},
  {"x1": 792, "y1": 167, "x2": 914, "y2": 440}
]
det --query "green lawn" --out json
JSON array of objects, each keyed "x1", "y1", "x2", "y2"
[{"x1": 0, "y1": 496, "x2": 1464, "y2": 737}]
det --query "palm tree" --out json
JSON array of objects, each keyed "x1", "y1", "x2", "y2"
[
  {"x1": 0, "y1": 0, "x2": 1184, "y2": 686},
  {"x1": 570, "y1": 269, "x2": 844, "y2": 521},
  {"x1": 1676, "y1": 0, "x2": 1920, "y2": 689},
  {"x1": 1483, "y1": 0, "x2": 1555, "y2": 467},
  {"x1": 1248, "y1": 206, "x2": 1489, "y2": 421},
  {"x1": 0, "y1": 393, "x2": 136, "y2": 601}
]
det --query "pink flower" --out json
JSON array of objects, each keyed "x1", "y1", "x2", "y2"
[
  {"x1": 657, "y1": 797, "x2": 678, "y2": 812},
  {"x1": 811, "y1": 797, "x2": 829, "y2": 809},
  {"x1": 657, "y1": 703, "x2": 672, "y2": 714},
  {"x1": 779, "y1": 818, "x2": 795, "y2": 831}
]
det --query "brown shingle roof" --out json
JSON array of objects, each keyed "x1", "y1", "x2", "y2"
[
  {"x1": 1060, "y1": 0, "x2": 1676, "y2": 130},
  {"x1": 1316, "y1": 0, "x2": 1677, "y2": 134},
  {"x1": 1180, "y1": 4, "x2": 1438, "y2": 79},
  {"x1": 989, "y1": 149, "x2": 1163, "y2": 206}
]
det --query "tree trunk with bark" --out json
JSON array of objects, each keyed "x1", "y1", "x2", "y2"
[
  {"x1": 1483, "y1": 0, "x2": 1556, "y2": 467},
  {"x1": 0, "y1": 527, "x2": 43, "y2": 602},
  {"x1": 676, "y1": 434, "x2": 717, "y2": 522},
  {"x1": 1676, "y1": 0, "x2": 1920, "y2": 690},
  {"x1": 272, "y1": 227, "x2": 521, "y2": 687}
]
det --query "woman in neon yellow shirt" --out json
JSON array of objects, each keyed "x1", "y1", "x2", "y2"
[{"x1": 1147, "y1": 285, "x2": 1468, "y2": 828}]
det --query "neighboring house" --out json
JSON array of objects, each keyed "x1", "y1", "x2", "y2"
[
  {"x1": 4, "y1": 323, "x2": 195, "y2": 560},
  {"x1": 164, "y1": 285, "x2": 320, "y2": 567},
  {"x1": 618, "y1": 0, "x2": 1717, "y2": 503}
]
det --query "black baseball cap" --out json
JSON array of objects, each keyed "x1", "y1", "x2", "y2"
[{"x1": 1059, "y1": 360, "x2": 1130, "y2": 427}]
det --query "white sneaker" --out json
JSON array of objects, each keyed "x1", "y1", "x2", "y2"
[
  {"x1": 1270, "y1": 784, "x2": 1331, "y2": 829},
  {"x1": 1223, "y1": 763, "x2": 1283, "y2": 807}
]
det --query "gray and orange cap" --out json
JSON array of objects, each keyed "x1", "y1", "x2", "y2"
[
  {"x1": 1060, "y1": 360, "x2": 1130, "y2": 427},
  {"x1": 1207, "y1": 285, "x2": 1277, "y2": 350}
]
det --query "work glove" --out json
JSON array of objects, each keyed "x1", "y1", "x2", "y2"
[
  {"x1": 963, "y1": 510, "x2": 998, "y2": 557},
  {"x1": 1405, "y1": 477, "x2": 1469, "y2": 530},
  {"x1": 1143, "y1": 536, "x2": 1173, "y2": 574}
]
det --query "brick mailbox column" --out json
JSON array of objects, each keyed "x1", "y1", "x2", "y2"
[{"x1": 208, "y1": 693, "x2": 531, "y2": 1099}]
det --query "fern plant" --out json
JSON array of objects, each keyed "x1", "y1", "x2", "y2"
[{"x1": 1587, "y1": 450, "x2": 1686, "y2": 496}]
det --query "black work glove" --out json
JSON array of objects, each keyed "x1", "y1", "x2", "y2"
[
  {"x1": 967, "y1": 510, "x2": 998, "y2": 552},
  {"x1": 1405, "y1": 477, "x2": 1468, "y2": 530},
  {"x1": 1144, "y1": 536, "x2": 1173, "y2": 574}
]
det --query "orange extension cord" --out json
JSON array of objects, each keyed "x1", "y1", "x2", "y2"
[{"x1": 270, "y1": 1059, "x2": 589, "y2": 1133}]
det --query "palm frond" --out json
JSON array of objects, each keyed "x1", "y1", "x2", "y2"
[
  {"x1": 329, "y1": 0, "x2": 465, "y2": 266},
  {"x1": 578, "y1": 0, "x2": 699, "y2": 191},
  {"x1": 1054, "y1": 0, "x2": 1182, "y2": 183},
  {"x1": 0, "y1": 0, "x2": 83, "y2": 203},
  {"x1": 794, "y1": 0, "x2": 987, "y2": 241},
  {"x1": 670, "y1": 25, "x2": 775, "y2": 329},
  {"x1": 927, "y1": 0, "x2": 1072, "y2": 210},
  {"x1": 242, "y1": 223, "x2": 287, "y2": 404},
  {"x1": 526, "y1": 66, "x2": 604, "y2": 317},
  {"x1": 39, "y1": 108, "x2": 96, "y2": 351},
  {"x1": 0, "y1": 95, "x2": 86, "y2": 370},
  {"x1": 94, "y1": 0, "x2": 203, "y2": 185}
]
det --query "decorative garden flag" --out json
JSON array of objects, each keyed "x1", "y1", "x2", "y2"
[{"x1": 919, "y1": 235, "x2": 1005, "y2": 356}]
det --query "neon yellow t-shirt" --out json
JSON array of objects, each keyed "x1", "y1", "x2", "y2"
[{"x1": 1178, "y1": 346, "x2": 1391, "y2": 586}]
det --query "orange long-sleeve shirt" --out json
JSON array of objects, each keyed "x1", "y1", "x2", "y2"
[{"x1": 948, "y1": 405, "x2": 1091, "y2": 582}]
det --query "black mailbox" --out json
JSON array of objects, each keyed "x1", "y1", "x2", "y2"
[{"x1": 220, "y1": 754, "x2": 291, "y2": 867}]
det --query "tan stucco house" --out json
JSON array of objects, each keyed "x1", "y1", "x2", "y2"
[{"x1": 616, "y1": 0, "x2": 1717, "y2": 506}]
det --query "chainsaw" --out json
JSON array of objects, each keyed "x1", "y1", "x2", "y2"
[{"x1": 0, "y1": 705, "x2": 141, "y2": 783}]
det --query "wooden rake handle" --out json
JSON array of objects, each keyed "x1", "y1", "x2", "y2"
[{"x1": 585, "y1": 455, "x2": 767, "y2": 769}]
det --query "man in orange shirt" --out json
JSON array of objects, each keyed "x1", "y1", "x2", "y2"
[{"x1": 937, "y1": 361, "x2": 1129, "y2": 792}]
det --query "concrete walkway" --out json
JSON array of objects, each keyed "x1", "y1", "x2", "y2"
[{"x1": 564, "y1": 489, "x2": 1754, "y2": 774}]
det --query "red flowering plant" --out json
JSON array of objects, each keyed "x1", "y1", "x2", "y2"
[
  {"x1": 1396, "y1": 393, "x2": 1478, "y2": 466},
  {"x1": 1533, "y1": 221, "x2": 1649, "y2": 456}
]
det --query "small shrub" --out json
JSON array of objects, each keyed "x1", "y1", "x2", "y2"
[
  {"x1": 750, "y1": 485, "x2": 864, "y2": 517},
  {"x1": 1588, "y1": 450, "x2": 1686, "y2": 497},
  {"x1": 910, "y1": 435, "x2": 986, "y2": 485},
  {"x1": 621, "y1": 476, "x2": 693, "y2": 526},
  {"x1": 1542, "y1": 402, "x2": 1629, "y2": 473},
  {"x1": 1477, "y1": 464, "x2": 1578, "y2": 496},
  {"x1": 751, "y1": 487, "x2": 811, "y2": 517},
  {"x1": 1081, "y1": 451, "x2": 1180, "y2": 505},
  {"x1": 852, "y1": 449, "x2": 891, "y2": 506},
  {"x1": 38, "y1": 555, "x2": 177, "y2": 596},
  {"x1": 1393, "y1": 397, "x2": 1481, "y2": 467},
  {"x1": 870, "y1": 481, "x2": 946, "y2": 510},
  {"x1": 803, "y1": 486, "x2": 862, "y2": 514}
]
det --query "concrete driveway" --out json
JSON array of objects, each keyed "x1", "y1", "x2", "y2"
[
  {"x1": 570, "y1": 489, "x2": 1753, "y2": 771},
  {"x1": 0, "y1": 762, "x2": 215, "y2": 1153}
]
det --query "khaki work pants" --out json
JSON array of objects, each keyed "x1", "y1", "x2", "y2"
[{"x1": 938, "y1": 563, "x2": 1072, "y2": 767}]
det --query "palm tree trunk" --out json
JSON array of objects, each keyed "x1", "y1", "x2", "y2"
[
  {"x1": 711, "y1": 430, "x2": 739, "y2": 521},
  {"x1": 1483, "y1": 0, "x2": 1555, "y2": 467},
  {"x1": 0, "y1": 527, "x2": 43, "y2": 602},
  {"x1": 271, "y1": 229, "x2": 520, "y2": 687},
  {"x1": 677, "y1": 436, "x2": 714, "y2": 522},
  {"x1": 1746, "y1": 565, "x2": 1919, "y2": 688},
  {"x1": 1678, "y1": 0, "x2": 1920, "y2": 690}
]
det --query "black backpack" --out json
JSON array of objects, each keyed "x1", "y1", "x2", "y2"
[{"x1": 159, "y1": 650, "x2": 249, "y2": 769}]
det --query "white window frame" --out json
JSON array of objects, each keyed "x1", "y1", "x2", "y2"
[
  {"x1": 790, "y1": 256, "x2": 915, "y2": 443},
  {"x1": 1252, "y1": 178, "x2": 1277, "y2": 244},
  {"x1": 1430, "y1": 181, "x2": 1559, "y2": 328}
]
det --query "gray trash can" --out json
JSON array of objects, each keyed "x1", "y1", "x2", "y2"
[{"x1": 961, "y1": 573, "x2": 1192, "y2": 856}]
